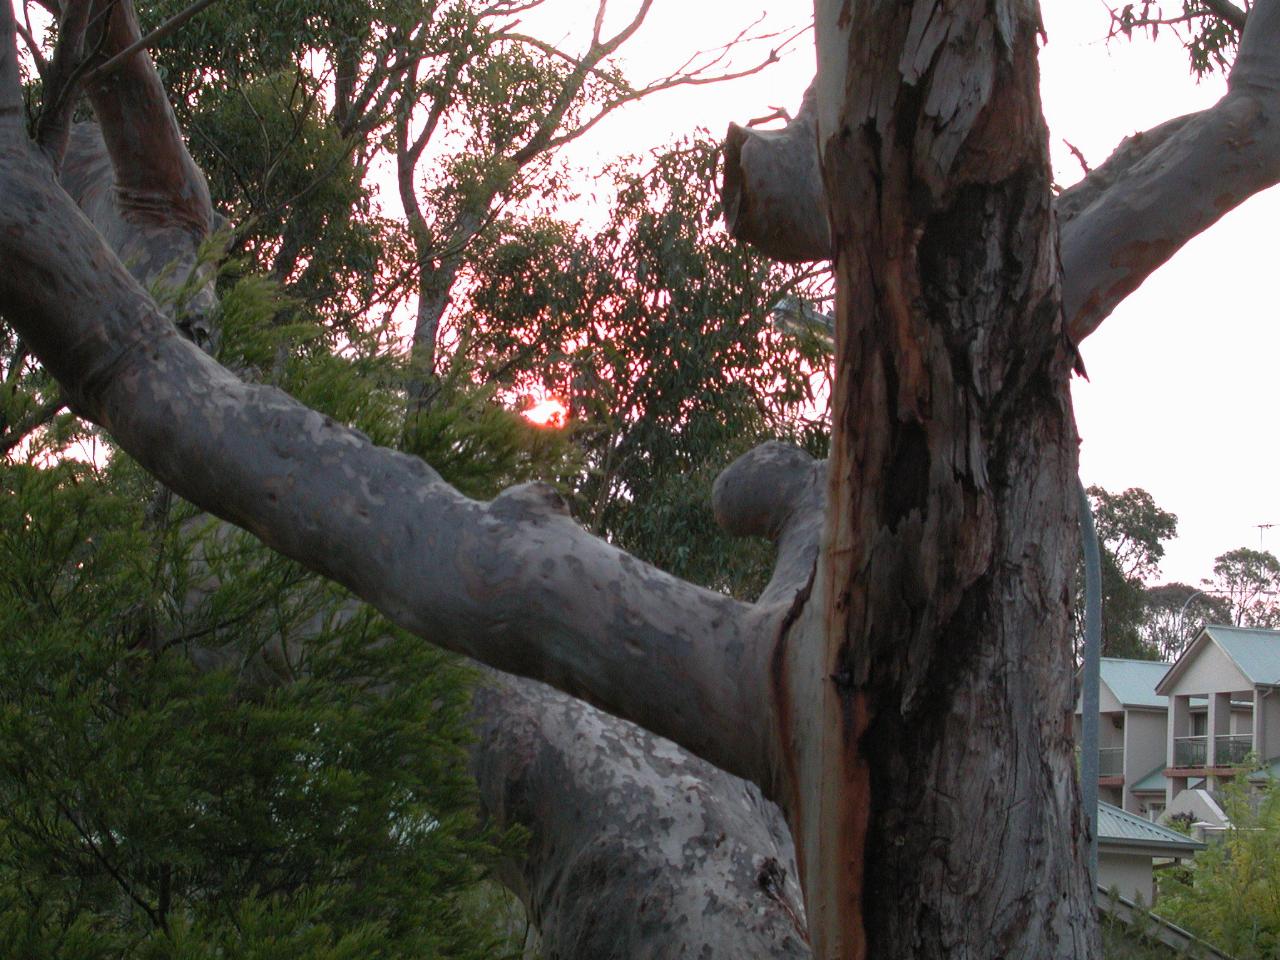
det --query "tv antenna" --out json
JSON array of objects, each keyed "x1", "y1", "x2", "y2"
[{"x1": 1257, "y1": 523, "x2": 1275, "y2": 548}]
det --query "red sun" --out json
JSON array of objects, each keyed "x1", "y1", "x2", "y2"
[{"x1": 521, "y1": 397, "x2": 568, "y2": 428}]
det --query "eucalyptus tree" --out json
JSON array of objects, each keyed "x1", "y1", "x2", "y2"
[
  {"x1": 1085, "y1": 485, "x2": 1179, "y2": 660},
  {"x1": 4, "y1": 3, "x2": 1280, "y2": 960},
  {"x1": 4, "y1": 2, "x2": 817, "y2": 955}
]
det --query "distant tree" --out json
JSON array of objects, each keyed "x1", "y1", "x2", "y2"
[
  {"x1": 1204, "y1": 547, "x2": 1280, "y2": 627},
  {"x1": 460, "y1": 138, "x2": 829, "y2": 596},
  {"x1": 1159, "y1": 777, "x2": 1280, "y2": 960},
  {"x1": 1140, "y1": 582, "x2": 1233, "y2": 660},
  {"x1": 1080, "y1": 486, "x2": 1178, "y2": 659}
]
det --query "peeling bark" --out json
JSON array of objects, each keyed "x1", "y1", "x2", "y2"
[{"x1": 802, "y1": 1, "x2": 1094, "y2": 955}]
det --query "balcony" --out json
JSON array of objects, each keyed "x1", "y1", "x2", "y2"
[
  {"x1": 1098, "y1": 747, "x2": 1124, "y2": 778},
  {"x1": 1214, "y1": 734, "x2": 1253, "y2": 767},
  {"x1": 1173, "y1": 736, "x2": 1207, "y2": 768}
]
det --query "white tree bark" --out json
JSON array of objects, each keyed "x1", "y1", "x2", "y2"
[{"x1": 472, "y1": 672, "x2": 810, "y2": 959}]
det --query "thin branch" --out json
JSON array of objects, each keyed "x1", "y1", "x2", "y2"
[
  {"x1": 15, "y1": 18, "x2": 48, "y2": 77},
  {"x1": 54, "y1": 795, "x2": 166, "y2": 932},
  {"x1": 591, "y1": 0, "x2": 609, "y2": 47},
  {"x1": 0, "y1": 397, "x2": 67, "y2": 457},
  {"x1": 1063, "y1": 139, "x2": 1091, "y2": 175},
  {"x1": 1199, "y1": 0, "x2": 1249, "y2": 30}
]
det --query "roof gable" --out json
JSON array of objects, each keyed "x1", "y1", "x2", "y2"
[
  {"x1": 1204, "y1": 625, "x2": 1280, "y2": 685},
  {"x1": 1156, "y1": 625, "x2": 1277, "y2": 694}
]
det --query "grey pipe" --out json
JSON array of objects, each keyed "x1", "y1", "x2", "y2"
[{"x1": 1077, "y1": 479, "x2": 1102, "y2": 887}]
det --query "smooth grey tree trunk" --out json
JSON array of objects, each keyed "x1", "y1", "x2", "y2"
[{"x1": 38, "y1": 9, "x2": 814, "y2": 954}]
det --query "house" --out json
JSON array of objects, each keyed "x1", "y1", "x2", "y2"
[
  {"x1": 1075, "y1": 658, "x2": 1172, "y2": 815},
  {"x1": 1096, "y1": 801, "x2": 1204, "y2": 906},
  {"x1": 1154, "y1": 624, "x2": 1280, "y2": 806}
]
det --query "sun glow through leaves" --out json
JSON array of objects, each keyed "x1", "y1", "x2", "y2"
[{"x1": 521, "y1": 396, "x2": 569, "y2": 429}]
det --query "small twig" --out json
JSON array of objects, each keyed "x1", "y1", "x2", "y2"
[
  {"x1": 1063, "y1": 139, "x2": 1092, "y2": 176},
  {"x1": 84, "y1": 0, "x2": 222, "y2": 82}
]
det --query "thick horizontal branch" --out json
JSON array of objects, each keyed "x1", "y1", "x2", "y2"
[{"x1": 0, "y1": 133, "x2": 776, "y2": 789}]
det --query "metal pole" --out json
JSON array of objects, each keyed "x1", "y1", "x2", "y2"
[{"x1": 1077, "y1": 480, "x2": 1102, "y2": 889}]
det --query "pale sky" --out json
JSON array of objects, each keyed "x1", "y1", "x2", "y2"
[{"x1": 520, "y1": 0, "x2": 1277, "y2": 589}]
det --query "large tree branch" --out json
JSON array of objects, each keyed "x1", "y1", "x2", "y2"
[
  {"x1": 1060, "y1": 0, "x2": 1280, "y2": 342},
  {"x1": 472, "y1": 671, "x2": 811, "y2": 958},
  {"x1": 725, "y1": 1, "x2": 1280, "y2": 341},
  {"x1": 721, "y1": 83, "x2": 831, "y2": 263},
  {"x1": 80, "y1": 0, "x2": 212, "y2": 238},
  {"x1": 0, "y1": 131, "x2": 776, "y2": 790},
  {"x1": 713, "y1": 442, "x2": 825, "y2": 607},
  {"x1": 180, "y1": 517, "x2": 814, "y2": 957}
]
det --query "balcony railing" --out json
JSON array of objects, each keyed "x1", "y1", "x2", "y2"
[
  {"x1": 1173, "y1": 736, "x2": 1207, "y2": 768},
  {"x1": 1214, "y1": 734, "x2": 1253, "y2": 767},
  {"x1": 1098, "y1": 747, "x2": 1124, "y2": 778}
]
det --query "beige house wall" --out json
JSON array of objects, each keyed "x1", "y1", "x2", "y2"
[
  {"x1": 1167, "y1": 643, "x2": 1251, "y2": 699},
  {"x1": 1259, "y1": 689, "x2": 1280, "y2": 761},
  {"x1": 1122, "y1": 709, "x2": 1166, "y2": 813},
  {"x1": 1099, "y1": 851, "x2": 1156, "y2": 906}
]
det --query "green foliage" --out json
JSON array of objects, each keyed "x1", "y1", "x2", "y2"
[
  {"x1": 0, "y1": 261, "x2": 557, "y2": 957},
  {"x1": 1109, "y1": 2, "x2": 1243, "y2": 78},
  {"x1": 0, "y1": 458, "x2": 513, "y2": 959},
  {"x1": 1079, "y1": 486, "x2": 1179, "y2": 660},
  {"x1": 460, "y1": 137, "x2": 830, "y2": 596},
  {"x1": 1203, "y1": 547, "x2": 1280, "y2": 628},
  {"x1": 1159, "y1": 778, "x2": 1280, "y2": 959}
]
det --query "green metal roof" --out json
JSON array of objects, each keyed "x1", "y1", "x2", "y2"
[
  {"x1": 1099, "y1": 658, "x2": 1171, "y2": 709},
  {"x1": 1097, "y1": 801, "x2": 1204, "y2": 852},
  {"x1": 1201, "y1": 625, "x2": 1280, "y2": 685},
  {"x1": 1246, "y1": 755, "x2": 1280, "y2": 784},
  {"x1": 1130, "y1": 764, "x2": 1167, "y2": 793}
]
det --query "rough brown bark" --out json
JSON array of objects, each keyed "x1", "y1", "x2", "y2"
[{"x1": 795, "y1": 1, "x2": 1093, "y2": 955}]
